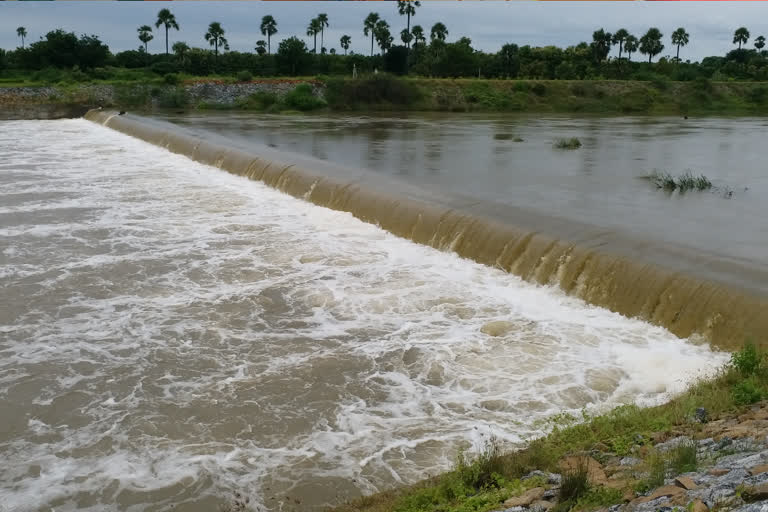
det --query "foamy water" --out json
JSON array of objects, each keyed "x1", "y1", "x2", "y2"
[{"x1": 0, "y1": 120, "x2": 728, "y2": 511}]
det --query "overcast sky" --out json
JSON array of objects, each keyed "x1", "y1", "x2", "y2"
[{"x1": 1, "y1": 2, "x2": 765, "y2": 62}]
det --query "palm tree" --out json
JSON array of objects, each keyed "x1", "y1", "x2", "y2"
[
  {"x1": 374, "y1": 19, "x2": 392, "y2": 54},
  {"x1": 260, "y1": 15, "x2": 278, "y2": 54},
  {"x1": 756, "y1": 36, "x2": 766, "y2": 51},
  {"x1": 411, "y1": 25, "x2": 425, "y2": 48},
  {"x1": 591, "y1": 29, "x2": 612, "y2": 63},
  {"x1": 155, "y1": 9, "x2": 179, "y2": 55},
  {"x1": 671, "y1": 27, "x2": 690, "y2": 62},
  {"x1": 639, "y1": 27, "x2": 664, "y2": 63},
  {"x1": 317, "y1": 13, "x2": 329, "y2": 53},
  {"x1": 255, "y1": 40, "x2": 267, "y2": 56},
  {"x1": 400, "y1": 29, "x2": 413, "y2": 47},
  {"x1": 363, "y1": 12, "x2": 380, "y2": 57},
  {"x1": 16, "y1": 27, "x2": 27, "y2": 49},
  {"x1": 340, "y1": 35, "x2": 351, "y2": 55},
  {"x1": 624, "y1": 35, "x2": 638, "y2": 62},
  {"x1": 307, "y1": 18, "x2": 322, "y2": 53},
  {"x1": 430, "y1": 22, "x2": 448, "y2": 42},
  {"x1": 137, "y1": 25, "x2": 153, "y2": 54},
  {"x1": 204, "y1": 22, "x2": 228, "y2": 57},
  {"x1": 172, "y1": 41, "x2": 189, "y2": 64},
  {"x1": 397, "y1": 0, "x2": 420, "y2": 49},
  {"x1": 733, "y1": 27, "x2": 750, "y2": 50},
  {"x1": 612, "y1": 28, "x2": 629, "y2": 59}
]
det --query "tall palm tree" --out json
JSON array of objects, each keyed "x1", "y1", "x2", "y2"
[
  {"x1": 317, "y1": 13, "x2": 329, "y2": 53},
  {"x1": 671, "y1": 27, "x2": 690, "y2": 62},
  {"x1": 155, "y1": 9, "x2": 179, "y2": 55},
  {"x1": 307, "y1": 18, "x2": 322, "y2": 53},
  {"x1": 612, "y1": 28, "x2": 629, "y2": 60},
  {"x1": 591, "y1": 29, "x2": 612, "y2": 63},
  {"x1": 624, "y1": 35, "x2": 638, "y2": 62},
  {"x1": 260, "y1": 15, "x2": 278, "y2": 55},
  {"x1": 374, "y1": 19, "x2": 392, "y2": 54},
  {"x1": 400, "y1": 29, "x2": 413, "y2": 47},
  {"x1": 16, "y1": 27, "x2": 27, "y2": 49},
  {"x1": 411, "y1": 25, "x2": 425, "y2": 48},
  {"x1": 137, "y1": 25, "x2": 153, "y2": 54},
  {"x1": 340, "y1": 35, "x2": 351, "y2": 55},
  {"x1": 733, "y1": 27, "x2": 750, "y2": 50},
  {"x1": 204, "y1": 22, "x2": 228, "y2": 57},
  {"x1": 639, "y1": 27, "x2": 664, "y2": 63},
  {"x1": 396, "y1": 0, "x2": 420, "y2": 49},
  {"x1": 430, "y1": 22, "x2": 447, "y2": 42},
  {"x1": 755, "y1": 35, "x2": 766, "y2": 51},
  {"x1": 363, "y1": 12, "x2": 380, "y2": 57}
]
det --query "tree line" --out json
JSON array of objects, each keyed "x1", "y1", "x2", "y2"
[{"x1": 4, "y1": 2, "x2": 768, "y2": 83}]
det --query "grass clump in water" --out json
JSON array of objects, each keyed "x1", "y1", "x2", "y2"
[
  {"x1": 553, "y1": 137, "x2": 582, "y2": 150},
  {"x1": 644, "y1": 169, "x2": 713, "y2": 192}
]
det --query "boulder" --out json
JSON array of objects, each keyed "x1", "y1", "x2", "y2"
[
  {"x1": 749, "y1": 464, "x2": 768, "y2": 476},
  {"x1": 674, "y1": 476, "x2": 698, "y2": 490},
  {"x1": 502, "y1": 487, "x2": 546, "y2": 508},
  {"x1": 558, "y1": 456, "x2": 607, "y2": 485}
]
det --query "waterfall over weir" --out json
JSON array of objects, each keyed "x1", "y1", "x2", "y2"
[{"x1": 84, "y1": 110, "x2": 768, "y2": 349}]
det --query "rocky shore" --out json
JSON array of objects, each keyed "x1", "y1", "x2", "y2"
[{"x1": 493, "y1": 403, "x2": 768, "y2": 512}]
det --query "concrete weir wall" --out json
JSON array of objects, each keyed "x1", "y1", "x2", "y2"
[{"x1": 84, "y1": 109, "x2": 768, "y2": 351}]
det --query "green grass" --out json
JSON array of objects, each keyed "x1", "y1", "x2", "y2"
[
  {"x1": 644, "y1": 170, "x2": 714, "y2": 192},
  {"x1": 554, "y1": 138, "x2": 582, "y2": 150},
  {"x1": 331, "y1": 344, "x2": 768, "y2": 512}
]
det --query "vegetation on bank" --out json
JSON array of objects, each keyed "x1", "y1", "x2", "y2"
[{"x1": 329, "y1": 344, "x2": 768, "y2": 512}]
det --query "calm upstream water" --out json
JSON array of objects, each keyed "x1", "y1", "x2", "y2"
[
  {"x1": 0, "y1": 119, "x2": 729, "y2": 511},
  {"x1": 158, "y1": 112, "x2": 768, "y2": 295}
]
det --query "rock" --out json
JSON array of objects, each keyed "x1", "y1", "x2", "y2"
[
  {"x1": 501, "y1": 507, "x2": 526, "y2": 512},
  {"x1": 502, "y1": 487, "x2": 546, "y2": 508},
  {"x1": 558, "y1": 456, "x2": 607, "y2": 485},
  {"x1": 707, "y1": 468, "x2": 730, "y2": 476},
  {"x1": 675, "y1": 476, "x2": 698, "y2": 490},
  {"x1": 731, "y1": 505, "x2": 768, "y2": 512},
  {"x1": 480, "y1": 321, "x2": 515, "y2": 337},
  {"x1": 749, "y1": 464, "x2": 768, "y2": 476},
  {"x1": 698, "y1": 438, "x2": 715, "y2": 447},
  {"x1": 529, "y1": 500, "x2": 554, "y2": 512},
  {"x1": 632, "y1": 485, "x2": 685, "y2": 504},
  {"x1": 696, "y1": 408, "x2": 710, "y2": 424},
  {"x1": 522, "y1": 470, "x2": 549, "y2": 481},
  {"x1": 542, "y1": 489, "x2": 556, "y2": 500},
  {"x1": 620, "y1": 456, "x2": 642, "y2": 466},
  {"x1": 690, "y1": 499, "x2": 709, "y2": 512},
  {"x1": 744, "y1": 482, "x2": 768, "y2": 502},
  {"x1": 656, "y1": 436, "x2": 692, "y2": 452},
  {"x1": 603, "y1": 479, "x2": 631, "y2": 490}
]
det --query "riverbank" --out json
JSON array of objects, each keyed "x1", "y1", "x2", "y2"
[
  {"x1": 2, "y1": 77, "x2": 768, "y2": 117},
  {"x1": 328, "y1": 345, "x2": 768, "y2": 512}
]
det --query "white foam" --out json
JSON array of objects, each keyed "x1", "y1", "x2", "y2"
[{"x1": 0, "y1": 119, "x2": 729, "y2": 511}]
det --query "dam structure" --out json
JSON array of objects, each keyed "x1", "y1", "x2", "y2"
[{"x1": 85, "y1": 110, "x2": 768, "y2": 350}]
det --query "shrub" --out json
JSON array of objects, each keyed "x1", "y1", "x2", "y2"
[
  {"x1": 157, "y1": 87, "x2": 188, "y2": 108},
  {"x1": 163, "y1": 73, "x2": 180, "y2": 85},
  {"x1": 554, "y1": 137, "x2": 582, "y2": 150},
  {"x1": 670, "y1": 440, "x2": 697, "y2": 474},
  {"x1": 731, "y1": 343, "x2": 763, "y2": 375},
  {"x1": 733, "y1": 377, "x2": 764, "y2": 405},
  {"x1": 531, "y1": 82, "x2": 547, "y2": 96},
  {"x1": 236, "y1": 91, "x2": 279, "y2": 111},
  {"x1": 150, "y1": 60, "x2": 178, "y2": 76},
  {"x1": 283, "y1": 83, "x2": 326, "y2": 111},
  {"x1": 558, "y1": 462, "x2": 590, "y2": 504},
  {"x1": 513, "y1": 81, "x2": 530, "y2": 92},
  {"x1": 236, "y1": 70, "x2": 253, "y2": 82},
  {"x1": 455, "y1": 436, "x2": 504, "y2": 490},
  {"x1": 325, "y1": 75, "x2": 420, "y2": 108}
]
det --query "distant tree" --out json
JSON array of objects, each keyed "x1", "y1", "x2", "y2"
[
  {"x1": 591, "y1": 28, "x2": 612, "y2": 63},
  {"x1": 363, "y1": 12, "x2": 380, "y2": 57},
  {"x1": 671, "y1": 27, "x2": 690, "y2": 61},
  {"x1": 155, "y1": 8, "x2": 179, "y2": 55},
  {"x1": 204, "y1": 22, "x2": 228, "y2": 57},
  {"x1": 411, "y1": 25, "x2": 425, "y2": 48},
  {"x1": 639, "y1": 27, "x2": 664, "y2": 63},
  {"x1": 624, "y1": 35, "x2": 638, "y2": 62},
  {"x1": 340, "y1": 34, "x2": 351, "y2": 55},
  {"x1": 375, "y1": 19, "x2": 393, "y2": 54},
  {"x1": 276, "y1": 36, "x2": 310, "y2": 75},
  {"x1": 397, "y1": 0, "x2": 420, "y2": 49},
  {"x1": 612, "y1": 28, "x2": 629, "y2": 59},
  {"x1": 733, "y1": 27, "x2": 750, "y2": 50},
  {"x1": 307, "y1": 18, "x2": 322, "y2": 53},
  {"x1": 430, "y1": 22, "x2": 448, "y2": 42},
  {"x1": 755, "y1": 35, "x2": 766, "y2": 51},
  {"x1": 260, "y1": 15, "x2": 278, "y2": 54},
  {"x1": 330, "y1": 48, "x2": 336, "y2": 55},
  {"x1": 400, "y1": 28, "x2": 413, "y2": 47},
  {"x1": 498, "y1": 43, "x2": 519, "y2": 77},
  {"x1": 172, "y1": 41, "x2": 189, "y2": 64},
  {"x1": 16, "y1": 27, "x2": 27, "y2": 49},
  {"x1": 137, "y1": 25, "x2": 153, "y2": 54},
  {"x1": 317, "y1": 13, "x2": 329, "y2": 53},
  {"x1": 255, "y1": 40, "x2": 267, "y2": 56}
]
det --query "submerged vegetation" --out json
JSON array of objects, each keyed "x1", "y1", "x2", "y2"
[
  {"x1": 643, "y1": 170, "x2": 713, "y2": 192},
  {"x1": 331, "y1": 343, "x2": 768, "y2": 512},
  {"x1": 554, "y1": 138, "x2": 582, "y2": 150}
]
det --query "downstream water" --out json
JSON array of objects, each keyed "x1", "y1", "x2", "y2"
[
  {"x1": 158, "y1": 113, "x2": 768, "y2": 295},
  {"x1": 1, "y1": 120, "x2": 729, "y2": 511}
]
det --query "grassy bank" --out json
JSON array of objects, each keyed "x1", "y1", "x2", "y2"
[
  {"x1": 329, "y1": 344, "x2": 768, "y2": 512},
  {"x1": 4, "y1": 73, "x2": 768, "y2": 115}
]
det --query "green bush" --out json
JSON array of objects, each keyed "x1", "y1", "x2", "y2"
[
  {"x1": 733, "y1": 377, "x2": 764, "y2": 405},
  {"x1": 670, "y1": 440, "x2": 698, "y2": 474},
  {"x1": 325, "y1": 75, "x2": 420, "y2": 108},
  {"x1": 731, "y1": 343, "x2": 764, "y2": 375},
  {"x1": 163, "y1": 73, "x2": 180, "y2": 85},
  {"x1": 283, "y1": 83, "x2": 326, "y2": 111},
  {"x1": 554, "y1": 137, "x2": 582, "y2": 149},
  {"x1": 531, "y1": 82, "x2": 547, "y2": 96},
  {"x1": 455, "y1": 436, "x2": 504, "y2": 490},
  {"x1": 157, "y1": 87, "x2": 188, "y2": 108},
  {"x1": 236, "y1": 91, "x2": 280, "y2": 111},
  {"x1": 150, "y1": 61, "x2": 178, "y2": 76},
  {"x1": 31, "y1": 67, "x2": 64, "y2": 84},
  {"x1": 236, "y1": 70, "x2": 253, "y2": 82}
]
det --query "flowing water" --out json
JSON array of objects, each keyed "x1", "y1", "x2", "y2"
[{"x1": 0, "y1": 119, "x2": 731, "y2": 511}]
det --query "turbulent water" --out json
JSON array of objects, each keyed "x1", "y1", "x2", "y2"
[{"x1": 1, "y1": 120, "x2": 729, "y2": 512}]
